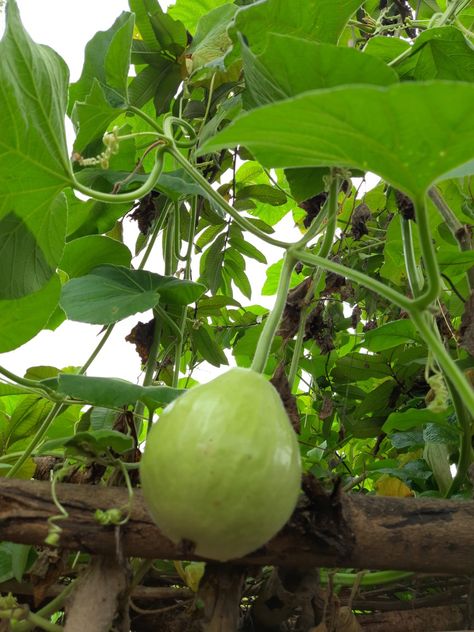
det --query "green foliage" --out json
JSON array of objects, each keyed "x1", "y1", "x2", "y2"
[
  {"x1": 0, "y1": 0, "x2": 473, "y2": 623},
  {"x1": 200, "y1": 82, "x2": 474, "y2": 198}
]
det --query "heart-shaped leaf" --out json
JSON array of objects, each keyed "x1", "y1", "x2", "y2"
[
  {"x1": 199, "y1": 81, "x2": 474, "y2": 198},
  {"x1": 242, "y1": 34, "x2": 398, "y2": 108},
  {"x1": 42, "y1": 373, "x2": 183, "y2": 412},
  {"x1": 60, "y1": 264, "x2": 205, "y2": 324},
  {"x1": 0, "y1": 3, "x2": 71, "y2": 298}
]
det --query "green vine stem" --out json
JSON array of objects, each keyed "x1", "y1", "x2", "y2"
[
  {"x1": 292, "y1": 247, "x2": 474, "y2": 418},
  {"x1": 0, "y1": 365, "x2": 56, "y2": 397},
  {"x1": 11, "y1": 582, "x2": 76, "y2": 632},
  {"x1": 127, "y1": 105, "x2": 164, "y2": 135},
  {"x1": 410, "y1": 194, "x2": 441, "y2": 310},
  {"x1": 134, "y1": 310, "x2": 163, "y2": 429},
  {"x1": 288, "y1": 175, "x2": 340, "y2": 388},
  {"x1": 137, "y1": 202, "x2": 171, "y2": 270},
  {"x1": 167, "y1": 146, "x2": 292, "y2": 249},
  {"x1": 5, "y1": 402, "x2": 64, "y2": 478},
  {"x1": 251, "y1": 252, "x2": 297, "y2": 373},
  {"x1": 429, "y1": 186, "x2": 474, "y2": 290},
  {"x1": 172, "y1": 198, "x2": 199, "y2": 388},
  {"x1": 446, "y1": 375, "x2": 474, "y2": 496},
  {"x1": 401, "y1": 213, "x2": 473, "y2": 491},
  {"x1": 319, "y1": 570, "x2": 413, "y2": 587},
  {"x1": 292, "y1": 249, "x2": 412, "y2": 310},
  {"x1": 71, "y1": 146, "x2": 165, "y2": 203},
  {"x1": 79, "y1": 324, "x2": 115, "y2": 374},
  {"x1": 401, "y1": 218, "x2": 423, "y2": 297},
  {"x1": 409, "y1": 309, "x2": 474, "y2": 418}
]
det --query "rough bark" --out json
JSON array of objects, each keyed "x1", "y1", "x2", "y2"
[
  {"x1": 0, "y1": 479, "x2": 473, "y2": 574},
  {"x1": 64, "y1": 556, "x2": 130, "y2": 632},
  {"x1": 197, "y1": 564, "x2": 245, "y2": 632}
]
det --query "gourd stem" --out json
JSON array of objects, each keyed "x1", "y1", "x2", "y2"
[
  {"x1": 292, "y1": 249, "x2": 412, "y2": 311},
  {"x1": 251, "y1": 252, "x2": 297, "y2": 373}
]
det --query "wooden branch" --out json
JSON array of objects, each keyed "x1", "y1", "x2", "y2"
[{"x1": 0, "y1": 479, "x2": 473, "y2": 574}]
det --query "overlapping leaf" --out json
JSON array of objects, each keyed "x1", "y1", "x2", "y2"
[
  {"x1": 243, "y1": 35, "x2": 398, "y2": 108},
  {"x1": 0, "y1": 2, "x2": 71, "y2": 299},
  {"x1": 61, "y1": 265, "x2": 205, "y2": 324},
  {"x1": 43, "y1": 374, "x2": 184, "y2": 412},
  {"x1": 230, "y1": 0, "x2": 363, "y2": 52},
  {"x1": 69, "y1": 12, "x2": 134, "y2": 150},
  {"x1": 199, "y1": 81, "x2": 474, "y2": 198}
]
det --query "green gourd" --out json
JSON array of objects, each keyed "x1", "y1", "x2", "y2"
[{"x1": 140, "y1": 367, "x2": 301, "y2": 561}]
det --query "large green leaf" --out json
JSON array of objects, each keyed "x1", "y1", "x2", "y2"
[
  {"x1": 0, "y1": 275, "x2": 61, "y2": 352},
  {"x1": 69, "y1": 12, "x2": 134, "y2": 115},
  {"x1": 231, "y1": 0, "x2": 363, "y2": 52},
  {"x1": 363, "y1": 321, "x2": 421, "y2": 352},
  {"x1": 187, "y1": 4, "x2": 237, "y2": 71},
  {"x1": 243, "y1": 35, "x2": 398, "y2": 108},
  {"x1": 0, "y1": 2, "x2": 70, "y2": 299},
  {"x1": 60, "y1": 264, "x2": 205, "y2": 324},
  {"x1": 383, "y1": 408, "x2": 450, "y2": 432},
  {"x1": 199, "y1": 82, "x2": 474, "y2": 198},
  {"x1": 168, "y1": 0, "x2": 234, "y2": 33},
  {"x1": 40, "y1": 430, "x2": 134, "y2": 458},
  {"x1": 5, "y1": 396, "x2": 54, "y2": 450},
  {"x1": 66, "y1": 191, "x2": 130, "y2": 239},
  {"x1": 44, "y1": 374, "x2": 184, "y2": 412},
  {"x1": 71, "y1": 80, "x2": 125, "y2": 154},
  {"x1": 59, "y1": 236, "x2": 132, "y2": 278},
  {"x1": 395, "y1": 27, "x2": 474, "y2": 81},
  {"x1": 363, "y1": 35, "x2": 410, "y2": 64}
]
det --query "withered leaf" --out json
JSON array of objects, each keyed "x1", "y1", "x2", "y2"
[
  {"x1": 270, "y1": 362, "x2": 300, "y2": 433},
  {"x1": 278, "y1": 277, "x2": 313, "y2": 340},
  {"x1": 459, "y1": 291, "x2": 474, "y2": 356},
  {"x1": 125, "y1": 319, "x2": 155, "y2": 363},
  {"x1": 350, "y1": 203, "x2": 371, "y2": 240}
]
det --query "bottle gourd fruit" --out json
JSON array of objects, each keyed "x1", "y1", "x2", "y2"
[{"x1": 140, "y1": 367, "x2": 302, "y2": 561}]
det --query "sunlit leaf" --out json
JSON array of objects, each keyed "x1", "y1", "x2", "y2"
[
  {"x1": 0, "y1": 3, "x2": 70, "y2": 298},
  {"x1": 395, "y1": 26, "x2": 474, "y2": 82},
  {"x1": 59, "y1": 236, "x2": 132, "y2": 278},
  {"x1": 243, "y1": 34, "x2": 398, "y2": 108},
  {"x1": 168, "y1": 0, "x2": 233, "y2": 33},
  {"x1": 61, "y1": 265, "x2": 206, "y2": 324},
  {"x1": 0, "y1": 275, "x2": 61, "y2": 352},
  {"x1": 43, "y1": 373, "x2": 184, "y2": 412},
  {"x1": 199, "y1": 82, "x2": 474, "y2": 197},
  {"x1": 230, "y1": 0, "x2": 363, "y2": 52}
]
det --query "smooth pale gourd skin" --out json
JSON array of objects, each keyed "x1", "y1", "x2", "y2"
[{"x1": 140, "y1": 367, "x2": 302, "y2": 561}]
